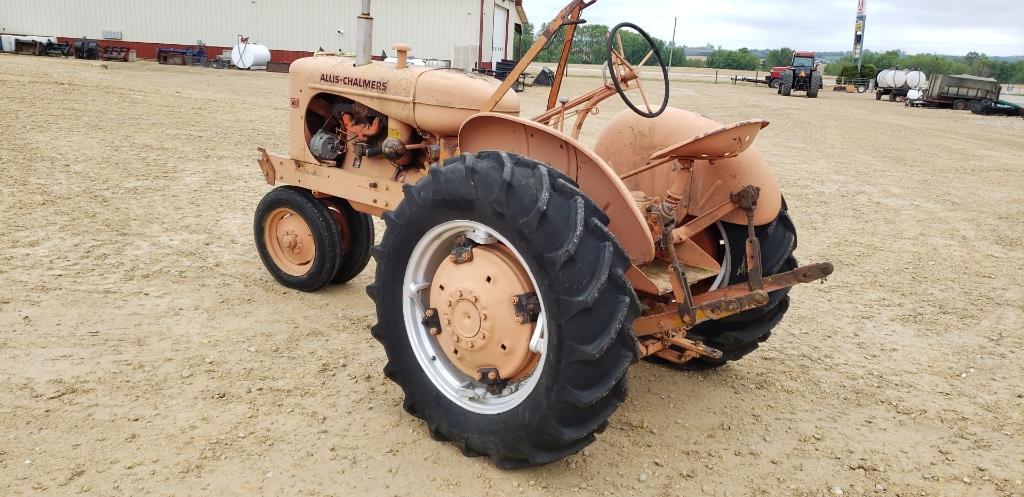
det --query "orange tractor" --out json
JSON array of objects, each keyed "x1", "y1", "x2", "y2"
[{"x1": 252, "y1": 0, "x2": 832, "y2": 467}]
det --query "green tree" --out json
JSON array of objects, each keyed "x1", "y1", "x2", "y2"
[
  {"x1": 513, "y1": 22, "x2": 535, "y2": 61},
  {"x1": 706, "y1": 48, "x2": 760, "y2": 70},
  {"x1": 762, "y1": 47, "x2": 794, "y2": 70}
]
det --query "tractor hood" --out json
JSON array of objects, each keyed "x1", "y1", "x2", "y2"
[{"x1": 289, "y1": 56, "x2": 520, "y2": 137}]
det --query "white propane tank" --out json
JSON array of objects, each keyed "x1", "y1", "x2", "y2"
[
  {"x1": 893, "y1": 70, "x2": 908, "y2": 88},
  {"x1": 876, "y1": 69, "x2": 897, "y2": 89},
  {"x1": 231, "y1": 42, "x2": 271, "y2": 69},
  {"x1": 904, "y1": 70, "x2": 927, "y2": 89},
  {"x1": 0, "y1": 35, "x2": 14, "y2": 52},
  {"x1": 907, "y1": 89, "x2": 923, "y2": 100}
]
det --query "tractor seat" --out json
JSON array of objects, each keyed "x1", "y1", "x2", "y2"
[{"x1": 649, "y1": 119, "x2": 768, "y2": 162}]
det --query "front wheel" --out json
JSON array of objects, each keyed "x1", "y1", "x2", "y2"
[
  {"x1": 780, "y1": 72, "x2": 793, "y2": 96},
  {"x1": 807, "y1": 73, "x2": 821, "y2": 98},
  {"x1": 254, "y1": 186, "x2": 342, "y2": 292},
  {"x1": 368, "y1": 151, "x2": 640, "y2": 468}
]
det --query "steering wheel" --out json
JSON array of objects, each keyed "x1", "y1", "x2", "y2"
[{"x1": 606, "y1": 22, "x2": 669, "y2": 118}]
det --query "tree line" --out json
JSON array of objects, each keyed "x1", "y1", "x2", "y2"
[
  {"x1": 513, "y1": 23, "x2": 1024, "y2": 83},
  {"x1": 514, "y1": 22, "x2": 701, "y2": 67},
  {"x1": 824, "y1": 50, "x2": 1024, "y2": 84}
]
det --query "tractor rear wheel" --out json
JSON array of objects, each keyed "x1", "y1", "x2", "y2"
[
  {"x1": 671, "y1": 200, "x2": 798, "y2": 370},
  {"x1": 780, "y1": 72, "x2": 793, "y2": 96},
  {"x1": 368, "y1": 151, "x2": 640, "y2": 468},
  {"x1": 807, "y1": 73, "x2": 821, "y2": 98},
  {"x1": 254, "y1": 186, "x2": 343, "y2": 292}
]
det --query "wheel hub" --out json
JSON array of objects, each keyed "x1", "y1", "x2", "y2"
[
  {"x1": 430, "y1": 245, "x2": 539, "y2": 381},
  {"x1": 449, "y1": 291, "x2": 484, "y2": 340},
  {"x1": 264, "y1": 207, "x2": 316, "y2": 276}
]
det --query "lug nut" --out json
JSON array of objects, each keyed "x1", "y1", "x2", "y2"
[
  {"x1": 515, "y1": 316, "x2": 524, "y2": 324},
  {"x1": 453, "y1": 335, "x2": 460, "y2": 342},
  {"x1": 487, "y1": 371, "x2": 497, "y2": 381},
  {"x1": 429, "y1": 327, "x2": 440, "y2": 335},
  {"x1": 511, "y1": 296, "x2": 519, "y2": 304},
  {"x1": 425, "y1": 309, "x2": 435, "y2": 317}
]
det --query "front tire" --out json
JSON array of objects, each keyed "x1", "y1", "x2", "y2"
[
  {"x1": 322, "y1": 198, "x2": 374, "y2": 284},
  {"x1": 367, "y1": 151, "x2": 640, "y2": 468},
  {"x1": 807, "y1": 73, "x2": 821, "y2": 98},
  {"x1": 254, "y1": 186, "x2": 342, "y2": 292},
  {"x1": 780, "y1": 72, "x2": 793, "y2": 96}
]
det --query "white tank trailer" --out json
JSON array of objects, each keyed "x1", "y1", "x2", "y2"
[{"x1": 875, "y1": 69, "x2": 927, "y2": 102}]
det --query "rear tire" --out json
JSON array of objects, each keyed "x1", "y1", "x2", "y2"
[
  {"x1": 876, "y1": 91, "x2": 883, "y2": 100},
  {"x1": 780, "y1": 72, "x2": 793, "y2": 96},
  {"x1": 769, "y1": 78, "x2": 780, "y2": 89},
  {"x1": 368, "y1": 151, "x2": 640, "y2": 468},
  {"x1": 953, "y1": 99, "x2": 968, "y2": 110},
  {"x1": 671, "y1": 200, "x2": 798, "y2": 370}
]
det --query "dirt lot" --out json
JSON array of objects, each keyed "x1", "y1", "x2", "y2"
[{"x1": 1, "y1": 55, "x2": 1022, "y2": 497}]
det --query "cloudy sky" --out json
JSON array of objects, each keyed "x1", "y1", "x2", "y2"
[{"x1": 521, "y1": 0, "x2": 1024, "y2": 56}]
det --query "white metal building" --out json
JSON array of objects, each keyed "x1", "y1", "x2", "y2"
[{"x1": 0, "y1": 0, "x2": 527, "y2": 68}]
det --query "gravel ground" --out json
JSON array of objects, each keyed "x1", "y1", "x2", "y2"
[{"x1": 1, "y1": 54, "x2": 1022, "y2": 497}]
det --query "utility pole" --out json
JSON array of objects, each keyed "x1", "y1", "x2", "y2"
[{"x1": 667, "y1": 16, "x2": 678, "y2": 68}]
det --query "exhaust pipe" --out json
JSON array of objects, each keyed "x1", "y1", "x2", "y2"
[{"x1": 355, "y1": 0, "x2": 373, "y2": 66}]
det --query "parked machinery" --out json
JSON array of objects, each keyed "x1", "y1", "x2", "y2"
[
  {"x1": 875, "y1": 68, "x2": 927, "y2": 102},
  {"x1": 774, "y1": 51, "x2": 822, "y2": 98},
  {"x1": 251, "y1": 0, "x2": 833, "y2": 467},
  {"x1": 73, "y1": 38, "x2": 100, "y2": 60},
  {"x1": 918, "y1": 74, "x2": 1001, "y2": 110}
]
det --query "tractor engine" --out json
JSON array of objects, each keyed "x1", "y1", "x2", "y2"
[{"x1": 286, "y1": 51, "x2": 520, "y2": 180}]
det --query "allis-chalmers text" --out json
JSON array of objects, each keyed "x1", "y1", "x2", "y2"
[{"x1": 319, "y1": 73, "x2": 389, "y2": 92}]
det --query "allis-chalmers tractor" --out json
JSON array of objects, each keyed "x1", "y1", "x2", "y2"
[
  {"x1": 252, "y1": 0, "x2": 832, "y2": 467},
  {"x1": 771, "y1": 51, "x2": 822, "y2": 98}
]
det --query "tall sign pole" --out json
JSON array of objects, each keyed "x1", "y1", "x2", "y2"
[
  {"x1": 852, "y1": 0, "x2": 866, "y2": 72},
  {"x1": 667, "y1": 16, "x2": 678, "y2": 68}
]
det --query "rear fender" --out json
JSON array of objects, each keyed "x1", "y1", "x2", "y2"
[
  {"x1": 459, "y1": 113, "x2": 655, "y2": 264},
  {"x1": 593, "y1": 108, "x2": 781, "y2": 226}
]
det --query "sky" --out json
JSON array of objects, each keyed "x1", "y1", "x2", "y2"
[{"x1": 521, "y1": 0, "x2": 1024, "y2": 56}]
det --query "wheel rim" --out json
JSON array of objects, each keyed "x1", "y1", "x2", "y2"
[
  {"x1": 403, "y1": 220, "x2": 548, "y2": 415},
  {"x1": 264, "y1": 207, "x2": 316, "y2": 276}
]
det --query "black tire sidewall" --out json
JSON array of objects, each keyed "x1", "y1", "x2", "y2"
[
  {"x1": 371, "y1": 153, "x2": 639, "y2": 466},
  {"x1": 325, "y1": 198, "x2": 374, "y2": 284},
  {"x1": 254, "y1": 186, "x2": 342, "y2": 292}
]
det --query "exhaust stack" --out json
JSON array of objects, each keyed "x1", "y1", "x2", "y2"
[{"x1": 355, "y1": 0, "x2": 373, "y2": 66}]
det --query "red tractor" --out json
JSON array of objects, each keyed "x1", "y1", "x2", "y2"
[{"x1": 767, "y1": 51, "x2": 821, "y2": 98}]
